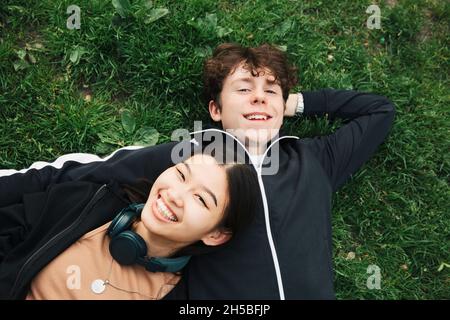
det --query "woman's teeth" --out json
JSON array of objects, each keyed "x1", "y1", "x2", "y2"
[{"x1": 156, "y1": 198, "x2": 178, "y2": 222}]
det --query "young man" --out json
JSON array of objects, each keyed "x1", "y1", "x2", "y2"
[{"x1": 0, "y1": 43, "x2": 395, "y2": 299}]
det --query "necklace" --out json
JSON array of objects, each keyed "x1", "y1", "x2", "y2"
[{"x1": 90, "y1": 257, "x2": 155, "y2": 299}]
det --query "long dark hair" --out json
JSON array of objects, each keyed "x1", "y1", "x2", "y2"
[{"x1": 122, "y1": 146, "x2": 259, "y2": 257}]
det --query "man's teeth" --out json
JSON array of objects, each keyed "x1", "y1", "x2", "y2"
[
  {"x1": 156, "y1": 198, "x2": 178, "y2": 222},
  {"x1": 245, "y1": 114, "x2": 269, "y2": 120}
]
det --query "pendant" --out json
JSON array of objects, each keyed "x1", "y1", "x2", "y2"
[{"x1": 91, "y1": 279, "x2": 106, "y2": 294}]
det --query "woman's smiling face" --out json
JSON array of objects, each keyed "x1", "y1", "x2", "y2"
[{"x1": 140, "y1": 154, "x2": 230, "y2": 247}]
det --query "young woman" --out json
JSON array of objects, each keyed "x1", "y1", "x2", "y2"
[{"x1": 0, "y1": 149, "x2": 258, "y2": 300}]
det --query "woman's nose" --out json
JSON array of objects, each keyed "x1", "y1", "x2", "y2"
[{"x1": 166, "y1": 188, "x2": 184, "y2": 207}]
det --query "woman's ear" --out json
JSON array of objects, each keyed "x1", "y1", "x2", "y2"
[
  {"x1": 209, "y1": 100, "x2": 222, "y2": 122},
  {"x1": 201, "y1": 228, "x2": 232, "y2": 246}
]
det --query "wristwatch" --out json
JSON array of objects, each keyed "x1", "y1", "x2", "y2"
[{"x1": 296, "y1": 92, "x2": 304, "y2": 114}]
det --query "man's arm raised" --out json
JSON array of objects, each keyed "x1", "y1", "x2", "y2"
[
  {"x1": 297, "y1": 89, "x2": 396, "y2": 192},
  {"x1": 284, "y1": 93, "x2": 303, "y2": 117}
]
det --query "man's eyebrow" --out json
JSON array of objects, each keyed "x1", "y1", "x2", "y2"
[
  {"x1": 231, "y1": 77, "x2": 277, "y2": 85},
  {"x1": 182, "y1": 162, "x2": 218, "y2": 207}
]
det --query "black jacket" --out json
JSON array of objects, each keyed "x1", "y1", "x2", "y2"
[
  {"x1": 0, "y1": 180, "x2": 131, "y2": 299},
  {"x1": 0, "y1": 89, "x2": 396, "y2": 299}
]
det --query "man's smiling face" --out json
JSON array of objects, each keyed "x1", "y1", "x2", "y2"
[{"x1": 208, "y1": 62, "x2": 285, "y2": 148}]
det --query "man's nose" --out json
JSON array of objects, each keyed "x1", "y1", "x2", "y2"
[
  {"x1": 251, "y1": 88, "x2": 267, "y2": 105},
  {"x1": 166, "y1": 188, "x2": 184, "y2": 207}
]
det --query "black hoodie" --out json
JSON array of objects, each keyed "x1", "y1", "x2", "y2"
[{"x1": 0, "y1": 89, "x2": 395, "y2": 299}]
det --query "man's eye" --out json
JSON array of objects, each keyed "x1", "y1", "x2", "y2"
[
  {"x1": 266, "y1": 90, "x2": 276, "y2": 94},
  {"x1": 176, "y1": 168, "x2": 185, "y2": 181},
  {"x1": 196, "y1": 195, "x2": 208, "y2": 208},
  {"x1": 238, "y1": 89, "x2": 250, "y2": 92}
]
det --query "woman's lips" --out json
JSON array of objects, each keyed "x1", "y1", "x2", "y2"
[{"x1": 152, "y1": 195, "x2": 178, "y2": 223}]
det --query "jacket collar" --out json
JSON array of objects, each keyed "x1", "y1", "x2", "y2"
[
  {"x1": 187, "y1": 123, "x2": 299, "y2": 171},
  {"x1": 199, "y1": 122, "x2": 297, "y2": 147}
]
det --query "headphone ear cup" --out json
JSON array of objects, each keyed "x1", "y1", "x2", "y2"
[
  {"x1": 108, "y1": 208, "x2": 139, "y2": 238},
  {"x1": 109, "y1": 230, "x2": 147, "y2": 265}
]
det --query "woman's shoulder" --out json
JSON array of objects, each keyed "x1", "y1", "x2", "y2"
[
  {"x1": 156, "y1": 272, "x2": 182, "y2": 299},
  {"x1": 79, "y1": 221, "x2": 112, "y2": 240}
]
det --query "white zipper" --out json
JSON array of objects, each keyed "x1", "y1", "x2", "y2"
[
  {"x1": 189, "y1": 128, "x2": 299, "y2": 300},
  {"x1": 258, "y1": 135, "x2": 299, "y2": 300}
]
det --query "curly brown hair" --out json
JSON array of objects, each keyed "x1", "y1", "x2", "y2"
[{"x1": 202, "y1": 43, "x2": 298, "y2": 109}]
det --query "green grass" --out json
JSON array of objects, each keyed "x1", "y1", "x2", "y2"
[{"x1": 0, "y1": 0, "x2": 449, "y2": 299}]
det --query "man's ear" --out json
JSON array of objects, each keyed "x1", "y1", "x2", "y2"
[
  {"x1": 201, "y1": 228, "x2": 232, "y2": 246},
  {"x1": 209, "y1": 100, "x2": 222, "y2": 122}
]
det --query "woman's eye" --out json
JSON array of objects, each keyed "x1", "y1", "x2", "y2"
[
  {"x1": 176, "y1": 168, "x2": 185, "y2": 181},
  {"x1": 238, "y1": 89, "x2": 250, "y2": 92},
  {"x1": 196, "y1": 195, "x2": 208, "y2": 208},
  {"x1": 266, "y1": 90, "x2": 276, "y2": 94}
]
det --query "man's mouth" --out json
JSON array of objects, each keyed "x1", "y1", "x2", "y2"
[
  {"x1": 155, "y1": 194, "x2": 178, "y2": 222},
  {"x1": 243, "y1": 112, "x2": 272, "y2": 121}
]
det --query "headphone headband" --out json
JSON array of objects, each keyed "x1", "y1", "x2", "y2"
[{"x1": 137, "y1": 256, "x2": 191, "y2": 273}]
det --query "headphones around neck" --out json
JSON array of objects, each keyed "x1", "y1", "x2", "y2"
[{"x1": 107, "y1": 203, "x2": 191, "y2": 273}]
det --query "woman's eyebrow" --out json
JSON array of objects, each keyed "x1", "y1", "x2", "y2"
[{"x1": 182, "y1": 162, "x2": 218, "y2": 207}]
